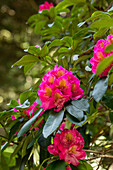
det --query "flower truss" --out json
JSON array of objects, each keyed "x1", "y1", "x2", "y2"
[
  {"x1": 38, "y1": 65, "x2": 83, "y2": 112},
  {"x1": 38, "y1": 1, "x2": 53, "y2": 12},
  {"x1": 48, "y1": 129, "x2": 86, "y2": 169},
  {"x1": 90, "y1": 34, "x2": 113, "y2": 77}
]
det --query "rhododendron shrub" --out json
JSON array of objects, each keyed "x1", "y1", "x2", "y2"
[
  {"x1": 48, "y1": 129, "x2": 86, "y2": 167},
  {"x1": 1, "y1": 0, "x2": 113, "y2": 169},
  {"x1": 38, "y1": 65, "x2": 83, "y2": 112},
  {"x1": 90, "y1": 35, "x2": 113, "y2": 77}
]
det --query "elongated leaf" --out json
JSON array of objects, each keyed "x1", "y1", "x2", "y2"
[
  {"x1": 0, "y1": 128, "x2": 7, "y2": 138},
  {"x1": 71, "y1": 160, "x2": 93, "y2": 170},
  {"x1": 109, "y1": 112, "x2": 113, "y2": 124},
  {"x1": 28, "y1": 46, "x2": 41, "y2": 55},
  {"x1": 92, "y1": 77, "x2": 108, "y2": 102},
  {"x1": 102, "y1": 94, "x2": 113, "y2": 109},
  {"x1": 96, "y1": 54, "x2": 113, "y2": 75},
  {"x1": 9, "y1": 121, "x2": 21, "y2": 140},
  {"x1": 56, "y1": 0, "x2": 85, "y2": 10},
  {"x1": 24, "y1": 63, "x2": 36, "y2": 74},
  {"x1": 14, "y1": 55, "x2": 39, "y2": 66},
  {"x1": 90, "y1": 18, "x2": 113, "y2": 29},
  {"x1": 20, "y1": 91, "x2": 37, "y2": 105},
  {"x1": 22, "y1": 133, "x2": 32, "y2": 158},
  {"x1": 71, "y1": 98, "x2": 90, "y2": 113},
  {"x1": 49, "y1": 39, "x2": 62, "y2": 48},
  {"x1": 66, "y1": 113, "x2": 87, "y2": 126},
  {"x1": 66, "y1": 105, "x2": 84, "y2": 121},
  {"x1": 46, "y1": 160, "x2": 66, "y2": 170},
  {"x1": 0, "y1": 110, "x2": 15, "y2": 121},
  {"x1": 43, "y1": 110, "x2": 64, "y2": 138},
  {"x1": 7, "y1": 99, "x2": 19, "y2": 108},
  {"x1": 18, "y1": 108, "x2": 43, "y2": 138},
  {"x1": 38, "y1": 134, "x2": 51, "y2": 148}
]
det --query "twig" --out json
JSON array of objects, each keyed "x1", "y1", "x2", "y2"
[
  {"x1": 85, "y1": 149, "x2": 113, "y2": 159},
  {"x1": 78, "y1": 47, "x2": 93, "y2": 58},
  {"x1": 104, "y1": 2, "x2": 113, "y2": 12}
]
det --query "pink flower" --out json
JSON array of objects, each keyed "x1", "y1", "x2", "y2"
[
  {"x1": 11, "y1": 115, "x2": 16, "y2": 120},
  {"x1": 47, "y1": 144, "x2": 59, "y2": 156},
  {"x1": 38, "y1": 65, "x2": 83, "y2": 112},
  {"x1": 39, "y1": 1, "x2": 53, "y2": 12},
  {"x1": 35, "y1": 45, "x2": 41, "y2": 50},
  {"x1": 59, "y1": 145, "x2": 86, "y2": 166},
  {"x1": 47, "y1": 129, "x2": 86, "y2": 167},
  {"x1": 90, "y1": 35, "x2": 113, "y2": 77},
  {"x1": 24, "y1": 101, "x2": 38, "y2": 118},
  {"x1": 66, "y1": 165, "x2": 72, "y2": 170}
]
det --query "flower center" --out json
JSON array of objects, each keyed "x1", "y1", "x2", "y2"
[
  {"x1": 49, "y1": 76, "x2": 55, "y2": 83},
  {"x1": 58, "y1": 79, "x2": 67, "y2": 88},
  {"x1": 98, "y1": 52, "x2": 104, "y2": 60},
  {"x1": 45, "y1": 87, "x2": 52, "y2": 96},
  {"x1": 54, "y1": 93, "x2": 62, "y2": 101},
  {"x1": 57, "y1": 70, "x2": 64, "y2": 77},
  {"x1": 69, "y1": 146, "x2": 77, "y2": 153},
  {"x1": 66, "y1": 132, "x2": 72, "y2": 141},
  {"x1": 71, "y1": 83, "x2": 76, "y2": 92}
]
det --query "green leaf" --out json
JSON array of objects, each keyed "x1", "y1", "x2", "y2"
[
  {"x1": 7, "y1": 99, "x2": 19, "y2": 108},
  {"x1": 9, "y1": 121, "x2": 21, "y2": 140},
  {"x1": 46, "y1": 160, "x2": 66, "y2": 170},
  {"x1": 43, "y1": 110, "x2": 64, "y2": 138},
  {"x1": 22, "y1": 133, "x2": 32, "y2": 158},
  {"x1": 34, "y1": 20, "x2": 47, "y2": 34},
  {"x1": 96, "y1": 54, "x2": 113, "y2": 75},
  {"x1": 0, "y1": 128, "x2": 7, "y2": 138},
  {"x1": 10, "y1": 138, "x2": 25, "y2": 162},
  {"x1": 38, "y1": 134, "x2": 51, "y2": 148},
  {"x1": 28, "y1": 46, "x2": 41, "y2": 55},
  {"x1": 109, "y1": 112, "x2": 113, "y2": 124},
  {"x1": 0, "y1": 110, "x2": 15, "y2": 121},
  {"x1": 71, "y1": 99, "x2": 90, "y2": 113},
  {"x1": 71, "y1": 160, "x2": 93, "y2": 170},
  {"x1": 102, "y1": 94, "x2": 113, "y2": 110},
  {"x1": 56, "y1": 0, "x2": 85, "y2": 10},
  {"x1": 90, "y1": 18, "x2": 113, "y2": 29},
  {"x1": 40, "y1": 44, "x2": 49, "y2": 57},
  {"x1": 16, "y1": 100, "x2": 30, "y2": 109},
  {"x1": 17, "y1": 108, "x2": 43, "y2": 138},
  {"x1": 66, "y1": 113, "x2": 87, "y2": 126},
  {"x1": 73, "y1": 28, "x2": 91, "y2": 39},
  {"x1": 61, "y1": 36, "x2": 73, "y2": 47},
  {"x1": 20, "y1": 91, "x2": 37, "y2": 105},
  {"x1": 93, "y1": 28, "x2": 108, "y2": 39},
  {"x1": 58, "y1": 47, "x2": 69, "y2": 53},
  {"x1": 13, "y1": 55, "x2": 39, "y2": 66},
  {"x1": 24, "y1": 62, "x2": 36, "y2": 74},
  {"x1": 49, "y1": 39, "x2": 63, "y2": 48},
  {"x1": 66, "y1": 105, "x2": 84, "y2": 121},
  {"x1": 49, "y1": 7, "x2": 56, "y2": 19},
  {"x1": 92, "y1": 77, "x2": 108, "y2": 102}
]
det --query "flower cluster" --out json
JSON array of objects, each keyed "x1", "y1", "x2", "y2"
[
  {"x1": 48, "y1": 129, "x2": 86, "y2": 167},
  {"x1": 39, "y1": 1, "x2": 53, "y2": 12},
  {"x1": 38, "y1": 65, "x2": 83, "y2": 112},
  {"x1": 90, "y1": 34, "x2": 113, "y2": 77}
]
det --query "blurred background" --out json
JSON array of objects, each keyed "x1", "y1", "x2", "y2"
[{"x1": 0, "y1": 0, "x2": 57, "y2": 111}]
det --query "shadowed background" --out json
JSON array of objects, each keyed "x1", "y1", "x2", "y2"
[{"x1": 0, "y1": 0, "x2": 57, "y2": 111}]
